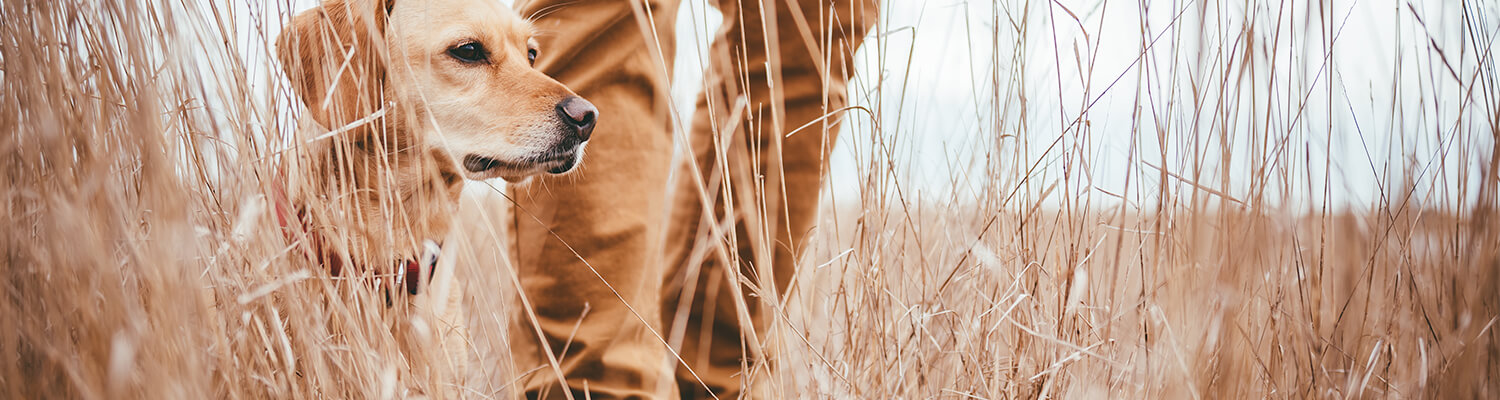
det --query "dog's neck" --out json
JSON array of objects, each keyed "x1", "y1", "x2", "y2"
[{"x1": 286, "y1": 115, "x2": 464, "y2": 272}]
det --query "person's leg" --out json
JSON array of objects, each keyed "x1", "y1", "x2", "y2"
[
  {"x1": 508, "y1": 1, "x2": 680, "y2": 399},
  {"x1": 662, "y1": 0, "x2": 879, "y2": 397}
]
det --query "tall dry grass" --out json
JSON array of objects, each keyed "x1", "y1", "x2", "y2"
[
  {"x1": 1, "y1": 0, "x2": 1497, "y2": 399},
  {"x1": 769, "y1": 1, "x2": 1500, "y2": 398},
  {"x1": 3, "y1": 1, "x2": 467, "y2": 398}
]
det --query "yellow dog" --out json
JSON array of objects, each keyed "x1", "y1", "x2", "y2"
[{"x1": 275, "y1": 0, "x2": 594, "y2": 392}]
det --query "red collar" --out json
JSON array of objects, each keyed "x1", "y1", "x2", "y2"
[{"x1": 270, "y1": 178, "x2": 436, "y2": 296}]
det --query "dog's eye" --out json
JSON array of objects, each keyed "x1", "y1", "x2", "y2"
[
  {"x1": 527, "y1": 48, "x2": 538, "y2": 66},
  {"x1": 448, "y1": 42, "x2": 488, "y2": 63}
]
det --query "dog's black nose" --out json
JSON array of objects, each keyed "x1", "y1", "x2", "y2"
[{"x1": 556, "y1": 96, "x2": 597, "y2": 141}]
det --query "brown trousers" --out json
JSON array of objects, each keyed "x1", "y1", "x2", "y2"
[{"x1": 507, "y1": 1, "x2": 877, "y2": 398}]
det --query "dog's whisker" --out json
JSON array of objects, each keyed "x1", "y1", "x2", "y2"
[{"x1": 524, "y1": 1, "x2": 581, "y2": 23}]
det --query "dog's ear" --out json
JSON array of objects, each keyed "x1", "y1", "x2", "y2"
[{"x1": 277, "y1": 0, "x2": 396, "y2": 141}]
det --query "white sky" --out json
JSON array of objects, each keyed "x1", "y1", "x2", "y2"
[{"x1": 825, "y1": 0, "x2": 1494, "y2": 212}]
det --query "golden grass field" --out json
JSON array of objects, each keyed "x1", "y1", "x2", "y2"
[{"x1": 3, "y1": 0, "x2": 1498, "y2": 399}]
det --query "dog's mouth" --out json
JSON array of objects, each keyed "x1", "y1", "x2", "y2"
[
  {"x1": 461, "y1": 154, "x2": 527, "y2": 174},
  {"x1": 544, "y1": 156, "x2": 577, "y2": 174},
  {"x1": 461, "y1": 147, "x2": 584, "y2": 181}
]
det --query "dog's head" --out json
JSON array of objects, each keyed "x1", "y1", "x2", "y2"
[{"x1": 278, "y1": 0, "x2": 594, "y2": 181}]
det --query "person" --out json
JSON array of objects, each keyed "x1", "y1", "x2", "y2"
[{"x1": 506, "y1": 0, "x2": 878, "y2": 398}]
